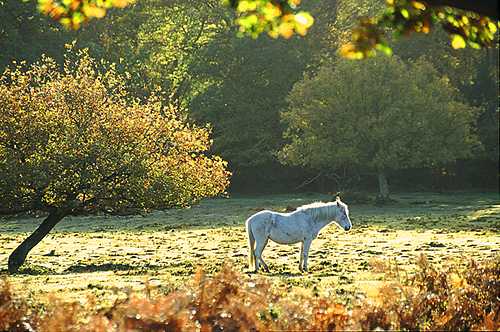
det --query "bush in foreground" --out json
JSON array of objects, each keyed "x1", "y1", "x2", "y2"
[{"x1": 1, "y1": 255, "x2": 498, "y2": 331}]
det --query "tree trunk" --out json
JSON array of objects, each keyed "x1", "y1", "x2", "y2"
[
  {"x1": 8, "y1": 209, "x2": 67, "y2": 274},
  {"x1": 377, "y1": 171, "x2": 390, "y2": 200}
]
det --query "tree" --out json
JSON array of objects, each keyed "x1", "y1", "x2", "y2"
[
  {"x1": 394, "y1": 32, "x2": 499, "y2": 172},
  {"x1": 186, "y1": 1, "x2": 339, "y2": 191},
  {"x1": 0, "y1": 0, "x2": 71, "y2": 71},
  {"x1": 33, "y1": 0, "x2": 498, "y2": 59},
  {"x1": 190, "y1": 33, "x2": 309, "y2": 173},
  {"x1": 0, "y1": 49, "x2": 230, "y2": 273},
  {"x1": 279, "y1": 55, "x2": 480, "y2": 199},
  {"x1": 74, "y1": 0, "x2": 231, "y2": 106}
]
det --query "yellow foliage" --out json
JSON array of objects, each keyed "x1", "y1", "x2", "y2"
[
  {"x1": 82, "y1": 6, "x2": 106, "y2": 19},
  {"x1": 451, "y1": 34, "x2": 466, "y2": 49},
  {"x1": 411, "y1": 1, "x2": 426, "y2": 10},
  {"x1": 112, "y1": 0, "x2": 128, "y2": 8},
  {"x1": 0, "y1": 48, "x2": 230, "y2": 213}
]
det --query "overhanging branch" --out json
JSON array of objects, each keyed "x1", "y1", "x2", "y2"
[{"x1": 425, "y1": 0, "x2": 499, "y2": 20}]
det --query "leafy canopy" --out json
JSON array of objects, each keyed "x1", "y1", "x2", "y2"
[
  {"x1": 340, "y1": 0, "x2": 499, "y2": 59},
  {"x1": 35, "y1": 0, "x2": 498, "y2": 58},
  {"x1": 279, "y1": 55, "x2": 480, "y2": 173},
  {"x1": 190, "y1": 35, "x2": 309, "y2": 169},
  {"x1": 76, "y1": 0, "x2": 230, "y2": 107},
  {"x1": 224, "y1": 0, "x2": 314, "y2": 39},
  {"x1": 38, "y1": 0, "x2": 128, "y2": 29},
  {"x1": 0, "y1": 48, "x2": 230, "y2": 213}
]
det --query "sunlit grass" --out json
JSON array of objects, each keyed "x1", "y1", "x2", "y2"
[{"x1": 0, "y1": 192, "x2": 498, "y2": 306}]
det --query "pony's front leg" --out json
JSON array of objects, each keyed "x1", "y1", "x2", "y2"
[
  {"x1": 299, "y1": 242, "x2": 304, "y2": 272},
  {"x1": 302, "y1": 239, "x2": 313, "y2": 272}
]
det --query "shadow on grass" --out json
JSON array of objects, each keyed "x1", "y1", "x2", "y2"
[
  {"x1": 0, "y1": 193, "x2": 497, "y2": 235},
  {"x1": 64, "y1": 262, "x2": 162, "y2": 273},
  {"x1": 0, "y1": 264, "x2": 58, "y2": 275},
  {"x1": 265, "y1": 271, "x2": 307, "y2": 277},
  {"x1": 0, "y1": 262, "x2": 166, "y2": 276},
  {"x1": 352, "y1": 211, "x2": 500, "y2": 232}
]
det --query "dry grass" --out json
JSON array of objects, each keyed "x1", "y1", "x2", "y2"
[{"x1": 1, "y1": 255, "x2": 499, "y2": 331}]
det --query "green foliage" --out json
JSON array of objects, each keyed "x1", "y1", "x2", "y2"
[
  {"x1": 0, "y1": 48, "x2": 230, "y2": 213},
  {"x1": 327, "y1": 0, "x2": 383, "y2": 48},
  {"x1": 37, "y1": 0, "x2": 129, "y2": 29},
  {"x1": 187, "y1": 1, "x2": 341, "y2": 177},
  {"x1": 31, "y1": 0, "x2": 499, "y2": 60},
  {"x1": 225, "y1": 0, "x2": 314, "y2": 39},
  {"x1": 388, "y1": 26, "x2": 499, "y2": 163},
  {"x1": 190, "y1": 34, "x2": 309, "y2": 170},
  {"x1": 0, "y1": 0, "x2": 70, "y2": 71},
  {"x1": 223, "y1": 0, "x2": 499, "y2": 58},
  {"x1": 279, "y1": 55, "x2": 480, "y2": 183},
  {"x1": 36, "y1": 0, "x2": 316, "y2": 39},
  {"x1": 74, "y1": 0, "x2": 230, "y2": 107},
  {"x1": 1, "y1": 0, "x2": 496, "y2": 192},
  {"x1": 226, "y1": 0, "x2": 499, "y2": 58},
  {"x1": 341, "y1": 0, "x2": 499, "y2": 59}
]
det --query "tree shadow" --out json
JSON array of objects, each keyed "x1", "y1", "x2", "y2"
[
  {"x1": 64, "y1": 262, "x2": 162, "y2": 274},
  {"x1": 352, "y1": 209, "x2": 500, "y2": 232},
  {"x1": 0, "y1": 193, "x2": 497, "y2": 235},
  {"x1": 0, "y1": 262, "x2": 166, "y2": 275},
  {"x1": 248, "y1": 271, "x2": 304, "y2": 277},
  {"x1": 0, "y1": 194, "x2": 333, "y2": 234},
  {"x1": 1, "y1": 263, "x2": 57, "y2": 275}
]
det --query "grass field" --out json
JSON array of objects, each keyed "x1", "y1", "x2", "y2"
[{"x1": 0, "y1": 192, "x2": 498, "y2": 308}]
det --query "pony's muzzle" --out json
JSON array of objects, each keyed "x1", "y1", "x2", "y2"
[{"x1": 344, "y1": 225, "x2": 351, "y2": 231}]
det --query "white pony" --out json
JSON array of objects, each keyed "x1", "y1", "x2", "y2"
[{"x1": 246, "y1": 197, "x2": 352, "y2": 273}]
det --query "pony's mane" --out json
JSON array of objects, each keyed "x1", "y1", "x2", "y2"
[{"x1": 296, "y1": 201, "x2": 343, "y2": 220}]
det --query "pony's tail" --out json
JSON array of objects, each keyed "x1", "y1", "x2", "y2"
[{"x1": 246, "y1": 219, "x2": 255, "y2": 270}]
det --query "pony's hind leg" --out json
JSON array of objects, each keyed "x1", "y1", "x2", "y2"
[
  {"x1": 259, "y1": 256, "x2": 270, "y2": 272},
  {"x1": 299, "y1": 241, "x2": 304, "y2": 272},
  {"x1": 254, "y1": 238, "x2": 270, "y2": 273}
]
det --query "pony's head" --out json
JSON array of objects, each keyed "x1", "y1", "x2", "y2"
[{"x1": 335, "y1": 197, "x2": 352, "y2": 231}]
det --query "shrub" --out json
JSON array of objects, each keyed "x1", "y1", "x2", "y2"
[{"x1": 1, "y1": 255, "x2": 498, "y2": 331}]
